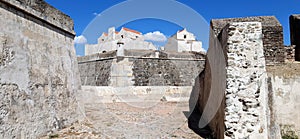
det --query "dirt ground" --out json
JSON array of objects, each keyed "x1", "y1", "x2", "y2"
[{"x1": 41, "y1": 102, "x2": 202, "y2": 139}]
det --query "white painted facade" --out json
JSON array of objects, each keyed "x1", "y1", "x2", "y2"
[
  {"x1": 85, "y1": 27, "x2": 157, "y2": 55},
  {"x1": 164, "y1": 29, "x2": 205, "y2": 53}
]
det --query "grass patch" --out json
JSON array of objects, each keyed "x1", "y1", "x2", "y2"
[
  {"x1": 48, "y1": 134, "x2": 59, "y2": 139},
  {"x1": 281, "y1": 125, "x2": 299, "y2": 139}
]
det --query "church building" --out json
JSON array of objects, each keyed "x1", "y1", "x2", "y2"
[
  {"x1": 164, "y1": 28, "x2": 205, "y2": 53},
  {"x1": 85, "y1": 27, "x2": 157, "y2": 55}
]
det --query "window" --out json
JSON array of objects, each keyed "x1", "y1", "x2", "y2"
[
  {"x1": 121, "y1": 35, "x2": 124, "y2": 38},
  {"x1": 184, "y1": 35, "x2": 187, "y2": 39},
  {"x1": 102, "y1": 51, "x2": 106, "y2": 53},
  {"x1": 136, "y1": 36, "x2": 138, "y2": 38},
  {"x1": 102, "y1": 39, "x2": 104, "y2": 41}
]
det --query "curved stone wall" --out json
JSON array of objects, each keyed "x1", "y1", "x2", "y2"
[{"x1": 0, "y1": 0, "x2": 80, "y2": 138}]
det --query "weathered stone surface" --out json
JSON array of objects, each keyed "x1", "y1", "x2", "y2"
[
  {"x1": 290, "y1": 15, "x2": 300, "y2": 61},
  {"x1": 222, "y1": 22, "x2": 268, "y2": 139},
  {"x1": 132, "y1": 59, "x2": 204, "y2": 86},
  {"x1": 77, "y1": 51, "x2": 117, "y2": 62},
  {"x1": 211, "y1": 16, "x2": 285, "y2": 65},
  {"x1": 196, "y1": 22, "x2": 268, "y2": 139},
  {"x1": 2, "y1": 0, "x2": 74, "y2": 34},
  {"x1": 285, "y1": 45, "x2": 296, "y2": 62},
  {"x1": 78, "y1": 50, "x2": 205, "y2": 86},
  {"x1": 267, "y1": 63, "x2": 300, "y2": 138},
  {"x1": 0, "y1": 0, "x2": 80, "y2": 138},
  {"x1": 78, "y1": 58, "x2": 113, "y2": 86}
]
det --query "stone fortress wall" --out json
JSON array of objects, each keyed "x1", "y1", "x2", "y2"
[
  {"x1": 77, "y1": 15, "x2": 300, "y2": 139},
  {"x1": 1, "y1": 0, "x2": 300, "y2": 138},
  {"x1": 78, "y1": 50, "x2": 205, "y2": 87},
  {"x1": 195, "y1": 21, "x2": 268, "y2": 139},
  {"x1": 0, "y1": 0, "x2": 80, "y2": 138},
  {"x1": 193, "y1": 16, "x2": 300, "y2": 139},
  {"x1": 211, "y1": 16, "x2": 285, "y2": 65}
]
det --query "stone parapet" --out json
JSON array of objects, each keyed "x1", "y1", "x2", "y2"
[
  {"x1": 1, "y1": 0, "x2": 75, "y2": 37},
  {"x1": 211, "y1": 16, "x2": 285, "y2": 65}
]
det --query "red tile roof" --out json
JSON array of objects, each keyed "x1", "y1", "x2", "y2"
[
  {"x1": 101, "y1": 27, "x2": 141, "y2": 37},
  {"x1": 179, "y1": 28, "x2": 186, "y2": 33},
  {"x1": 122, "y1": 27, "x2": 141, "y2": 35}
]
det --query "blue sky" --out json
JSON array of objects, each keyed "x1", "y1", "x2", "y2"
[{"x1": 45, "y1": 0, "x2": 299, "y2": 56}]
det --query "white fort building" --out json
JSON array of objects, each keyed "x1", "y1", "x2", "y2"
[
  {"x1": 164, "y1": 28, "x2": 205, "y2": 53},
  {"x1": 85, "y1": 27, "x2": 157, "y2": 55},
  {"x1": 85, "y1": 27, "x2": 205, "y2": 56}
]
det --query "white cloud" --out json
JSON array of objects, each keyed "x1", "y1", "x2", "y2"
[
  {"x1": 93, "y1": 12, "x2": 101, "y2": 16},
  {"x1": 144, "y1": 31, "x2": 167, "y2": 42},
  {"x1": 74, "y1": 35, "x2": 87, "y2": 44}
]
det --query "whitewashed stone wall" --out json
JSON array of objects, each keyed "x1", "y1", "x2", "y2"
[
  {"x1": 223, "y1": 22, "x2": 268, "y2": 139},
  {"x1": 267, "y1": 65, "x2": 300, "y2": 138},
  {"x1": 78, "y1": 86, "x2": 194, "y2": 103},
  {"x1": 0, "y1": 0, "x2": 80, "y2": 138}
]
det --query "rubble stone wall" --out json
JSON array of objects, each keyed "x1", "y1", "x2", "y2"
[
  {"x1": 132, "y1": 58, "x2": 204, "y2": 86},
  {"x1": 285, "y1": 45, "x2": 295, "y2": 62},
  {"x1": 222, "y1": 22, "x2": 268, "y2": 139},
  {"x1": 211, "y1": 16, "x2": 285, "y2": 65},
  {"x1": 78, "y1": 57, "x2": 205, "y2": 86},
  {"x1": 78, "y1": 59, "x2": 113, "y2": 86},
  {"x1": 0, "y1": 0, "x2": 80, "y2": 138},
  {"x1": 198, "y1": 22, "x2": 268, "y2": 139}
]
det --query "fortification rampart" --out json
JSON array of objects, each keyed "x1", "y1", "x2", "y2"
[
  {"x1": 211, "y1": 16, "x2": 285, "y2": 65},
  {"x1": 78, "y1": 50, "x2": 205, "y2": 87},
  {"x1": 0, "y1": 0, "x2": 80, "y2": 138},
  {"x1": 190, "y1": 15, "x2": 300, "y2": 139},
  {"x1": 193, "y1": 22, "x2": 268, "y2": 139},
  {"x1": 2, "y1": 0, "x2": 75, "y2": 36}
]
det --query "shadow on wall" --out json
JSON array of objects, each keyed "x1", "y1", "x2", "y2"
[{"x1": 183, "y1": 71, "x2": 213, "y2": 138}]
